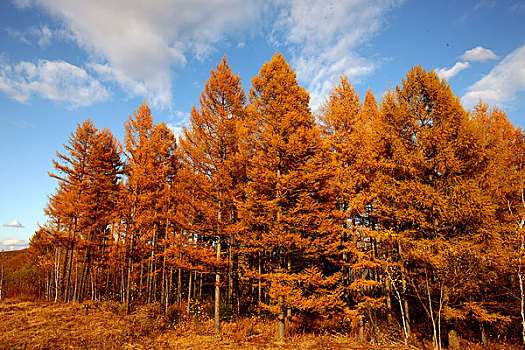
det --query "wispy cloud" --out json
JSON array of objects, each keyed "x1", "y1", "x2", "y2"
[
  {"x1": 458, "y1": 0, "x2": 497, "y2": 24},
  {"x1": 462, "y1": 44, "x2": 525, "y2": 107},
  {"x1": 8, "y1": 0, "x2": 403, "y2": 111},
  {"x1": 271, "y1": 0, "x2": 403, "y2": 110},
  {"x1": 22, "y1": 0, "x2": 262, "y2": 109},
  {"x1": 89, "y1": 63, "x2": 148, "y2": 101},
  {"x1": 474, "y1": 0, "x2": 497, "y2": 11},
  {"x1": 509, "y1": 2, "x2": 525, "y2": 14},
  {"x1": 3, "y1": 219, "x2": 24, "y2": 228},
  {"x1": 0, "y1": 238, "x2": 29, "y2": 251},
  {"x1": 5, "y1": 24, "x2": 53, "y2": 47},
  {"x1": 460, "y1": 46, "x2": 499, "y2": 62},
  {"x1": 35, "y1": 25, "x2": 52, "y2": 47},
  {"x1": 435, "y1": 61, "x2": 471, "y2": 80},
  {"x1": 0, "y1": 59, "x2": 109, "y2": 107},
  {"x1": 1, "y1": 118, "x2": 35, "y2": 128}
]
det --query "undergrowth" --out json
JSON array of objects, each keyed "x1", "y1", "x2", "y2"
[{"x1": 0, "y1": 299, "x2": 519, "y2": 349}]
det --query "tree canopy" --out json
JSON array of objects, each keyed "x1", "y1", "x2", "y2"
[{"x1": 25, "y1": 54, "x2": 525, "y2": 348}]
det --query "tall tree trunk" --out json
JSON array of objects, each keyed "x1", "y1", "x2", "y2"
[
  {"x1": 187, "y1": 270, "x2": 193, "y2": 314},
  {"x1": 397, "y1": 240, "x2": 411, "y2": 339},
  {"x1": 228, "y1": 238, "x2": 233, "y2": 305},
  {"x1": 215, "y1": 235, "x2": 221, "y2": 333},
  {"x1": 152, "y1": 263, "x2": 158, "y2": 302},
  {"x1": 403, "y1": 282, "x2": 411, "y2": 338},
  {"x1": 125, "y1": 217, "x2": 136, "y2": 313},
  {"x1": 166, "y1": 266, "x2": 173, "y2": 313},
  {"x1": 64, "y1": 242, "x2": 75, "y2": 303},
  {"x1": 73, "y1": 253, "x2": 78, "y2": 303},
  {"x1": 104, "y1": 264, "x2": 111, "y2": 300},
  {"x1": 517, "y1": 213, "x2": 525, "y2": 346},
  {"x1": 386, "y1": 275, "x2": 393, "y2": 325},
  {"x1": 120, "y1": 265, "x2": 124, "y2": 303},
  {"x1": 287, "y1": 255, "x2": 292, "y2": 320},
  {"x1": 54, "y1": 246, "x2": 61, "y2": 303},
  {"x1": 147, "y1": 224, "x2": 157, "y2": 303},
  {"x1": 426, "y1": 271, "x2": 440, "y2": 350},
  {"x1": 147, "y1": 255, "x2": 152, "y2": 302},
  {"x1": 90, "y1": 269, "x2": 95, "y2": 300},
  {"x1": 79, "y1": 246, "x2": 92, "y2": 302},
  {"x1": 193, "y1": 271, "x2": 197, "y2": 299},
  {"x1": 177, "y1": 267, "x2": 182, "y2": 305},
  {"x1": 199, "y1": 272, "x2": 203, "y2": 299},
  {"x1": 126, "y1": 257, "x2": 133, "y2": 314},
  {"x1": 161, "y1": 253, "x2": 167, "y2": 310},
  {"x1": 258, "y1": 251, "x2": 262, "y2": 305},
  {"x1": 139, "y1": 261, "x2": 143, "y2": 300},
  {"x1": 386, "y1": 261, "x2": 409, "y2": 345}
]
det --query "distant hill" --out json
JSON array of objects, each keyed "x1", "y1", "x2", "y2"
[
  {"x1": 0, "y1": 248, "x2": 31, "y2": 272},
  {"x1": 0, "y1": 248, "x2": 38, "y2": 299}
]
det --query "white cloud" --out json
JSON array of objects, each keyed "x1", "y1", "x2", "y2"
[
  {"x1": 0, "y1": 238, "x2": 29, "y2": 251},
  {"x1": 460, "y1": 46, "x2": 499, "y2": 62},
  {"x1": 26, "y1": 0, "x2": 262, "y2": 109},
  {"x1": 435, "y1": 61, "x2": 471, "y2": 80},
  {"x1": 5, "y1": 25, "x2": 54, "y2": 47},
  {"x1": 35, "y1": 25, "x2": 52, "y2": 47},
  {"x1": 168, "y1": 125, "x2": 184, "y2": 140},
  {"x1": 167, "y1": 110, "x2": 190, "y2": 140},
  {"x1": 12, "y1": 0, "x2": 32, "y2": 9},
  {"x1": 5, "y1": 27, "x2": 31, "y2": 45},
  {"x1": 11, "y1": 0, "x2": 403, "y2": 110},
  {"x1": 462, "y1": 44, "x2": 525, "y2": 107},
  {"x1": 0, "y1": 59, "x2": 109, "y2": 107},
  {"x1": 90, "y1": 63, "x2": 149, "y2": 102},
  {"x1": 3, "y1": 219, "x2": 24, "y2": 228},
  {"x1": 270, "y1": 0, "x2": 403, "y2": 111}
]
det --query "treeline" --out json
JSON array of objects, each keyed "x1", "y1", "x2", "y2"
[{"x1": 27, "y1": 53, "x2": 525, "y2": 348}]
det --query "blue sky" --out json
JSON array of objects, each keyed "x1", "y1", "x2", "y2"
[{"x1": 1, "y1": 0, "x2": 524, "y2": 250}]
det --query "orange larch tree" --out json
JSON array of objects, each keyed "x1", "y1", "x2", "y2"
[
  {"x1": 375, "y1": 67, "x2": 514, "y2": 349},
  {"x1": 123, "y1": 103, "x2": 170, "y2": 308},
  {"x1": 320, "y1": 79, "x2": 386, "y2": 332},
  {"x1": 241, "y1": 53, "x2": 342, "y2": 338},
  {"x1": 76, "y1": 127, "x2": 122, "y2": 302},
  {"x1": 46, "y1": 119, "x2": 122, "y2": 302},
  {"x1": 471, "y1": 102, "x2": 525, "y2": 344},
  {"x1": 124, "y1": 103, "x2": 181, "y2": 310},
  {"x1": 179, "y1": 56, "x2": 246, "y2": 332}
]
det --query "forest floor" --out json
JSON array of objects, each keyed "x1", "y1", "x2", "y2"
[{"x1": 0, "y1": 298, "x2": 519, "y2": 350}]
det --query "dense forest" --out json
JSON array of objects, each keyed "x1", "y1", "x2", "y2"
[{"x1": 3, "y1": 53, "x2": 525, "y2": 349}]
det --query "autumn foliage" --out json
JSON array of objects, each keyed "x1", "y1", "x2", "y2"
[{"x1": 7, "y1": 54, "x2": 525, "y2": 348}]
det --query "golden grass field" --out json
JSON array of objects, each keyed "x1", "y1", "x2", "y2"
[
  {"x1": 0, "y1": 298, "x2": 521, "y2": 349},
  {"x1": 0, "y1": 298, "x2": 411, "y2": 350}
]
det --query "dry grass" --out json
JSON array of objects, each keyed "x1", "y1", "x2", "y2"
[{"x1": 0, "y1": 299, "x2": 520, "y2": 349}]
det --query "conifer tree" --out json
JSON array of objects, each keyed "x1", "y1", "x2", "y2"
[
  {"x1": 375, "y1": 67, "x2": 513, "y2": 349},
  {"x1": 123, "y1": 103, "x2": 161, "y2": 308},
  {"x1": 30, "y1": 58, "x2": 525, "y2": 346},
  {"x1": 471, "y1": 102, "x2": 525, "y2": 343},
  {"x1": 242, "y1": 53, "x2": 342, "y2": 339},
  {"x1": 46, "y1": 119, "x2": 122, "y2": 302},
  {"x1": 77, "y1": 127, "x2": 122, "y2": 301},
  {"x1": 179, "y1": 56, "x2": 246, "y2": 332},
  {"x1": 320, "y1": 80, "x2": 385, "y2": 331}
]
